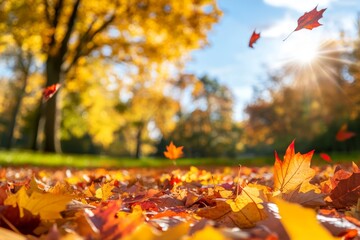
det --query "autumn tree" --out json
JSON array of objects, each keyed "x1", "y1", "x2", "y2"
[
  {"x1": 2, "y1": 0, "x2": 221, "y2": 153},
  {"x1": 348, "y1": 15, "x2": 360, "y2": 118},
  {"x1": 0, "y1": 1, "x2": 44, "y2": 149},
  {"x1": 245, "y1": 40, "x2": 351, "y2": 151},
  {"x1": 170, "y1": 75, "x2": 241, "y2": 157}
]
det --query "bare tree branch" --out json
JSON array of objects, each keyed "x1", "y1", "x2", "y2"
[
  {"x1": 64, "y1": 4, "x2": 118, "y2": 72},
  {"x1": 59, "y1": 0, "x2": 81, "y2": 60},
  {"x1": 43, "y1": 0, "x2": 51, "y2": 24}
]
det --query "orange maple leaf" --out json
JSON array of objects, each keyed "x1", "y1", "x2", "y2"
[
  {"x1": 284, "y1": 6, "x2": 327, "y2": 41},
  {"x1": 164, "y1": 141, "x2": 183, "y2": 160},
  {"x1": 336, "y1": 124, "x2": 356, "y2": 142},
  {"x1": 273, "y1": 140, "x2": 315, "y2": 192},
  {"x1": 43, "y1": 83, "x2": 61, "y2": 101},
  {"x1": 249, "y1": 30, "x2": 260, "y2": 48}
]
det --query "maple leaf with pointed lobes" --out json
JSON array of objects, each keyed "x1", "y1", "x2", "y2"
[
  {"x1": 284, "y1": 6, "x2": 327, "y2": 41},
  {"x1": 43, "y1": 83, "x2": 61, "y2": 101},
  {"x1": 336, "y1": 124, "x2": 356, "y2": 142},
  {"x1": 164, "y1": 141, "x2": 184, "y2": 160},
  {"x1": 249, "y1": 30, "x2": 260, "y2": 48},
  {"x1": 273, "y1": 140, "x2": 315, "y2": 193}
]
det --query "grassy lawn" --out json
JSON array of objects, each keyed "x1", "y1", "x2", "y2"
[{"x1": 0, "y1": 149, "x2": 359, "y2": 169}]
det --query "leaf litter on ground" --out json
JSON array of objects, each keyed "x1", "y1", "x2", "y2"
[{"x1": 0, "y1": 141, "x2": 359, "y2": 239}]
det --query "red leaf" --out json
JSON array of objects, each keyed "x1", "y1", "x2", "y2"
[
  {"x1": 284, "y1": 6, "x2": 326, "y2": 41},
  {"x1": 338, "y1": 229, "x2": 358, "y2": 240},
  {"x1": 319, "y1": 153, "x2": 332, "y2": 162},
  {"x1": 336, "y1": 124, "x2": 356, "y2": 142},
  {"x1": 329, "y1": 172, "x2": 360, "y2": 208},
  {"x1": 43, "y1": 83, "x2": 61, "y2": 101},
  {"x1": 91, "y1": 201, "x2": 142, "y2": 239},
  {"x1": 249, "y1": 30, "x2": 260, "y2": 48},
  {"x1": 170, "y1": 175, "x2": 181, "y2": 188},
  {"x1": 132, "y1": 200, "x2": 158, "y2": 211}
]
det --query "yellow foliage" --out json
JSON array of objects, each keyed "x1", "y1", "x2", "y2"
[
  {"x1": 4, "y1": 187, "x2": 73, "y2": 220},
  {"x1": 186, "y1": 226, "x2": 228, "y2": 240},
  {"x1": 2, "y1": 0, "x2": 221, "y2": 150}
]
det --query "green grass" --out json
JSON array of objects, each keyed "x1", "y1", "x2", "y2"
[
  {"x1": 0, "y1": 150, "x2": 272, "y2": 169},
  {"x1": 0, "y1": 149, "x2": 359, "y2": 169}
]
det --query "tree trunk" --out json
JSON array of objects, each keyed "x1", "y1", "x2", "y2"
[
  {"x1": 43, "y1": 56, "x2": 62, "y2": 153},
  {"x1": 5, "y1": 74, "x2": 28, "y2": 149},
  {"x1": 30, "y1": 100, "x2": 45, "y2": 151},
  {"x1": 135, "y1": 124, "x2": 144, "y2": 159}
]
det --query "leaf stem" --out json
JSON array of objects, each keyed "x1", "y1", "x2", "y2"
[
  {"x1": 283, "y1": 31, "x2": 294, "y2": 41},
  {"x1": 0, "y1": 213, "x2": 21, "y2": 234},
  {"x1": 236, "y1": 164, "x2": 242, "y2": 197}
]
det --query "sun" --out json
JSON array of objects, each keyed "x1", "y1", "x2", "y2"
[{"x1": 291, "y1": 42, "x2": 319, "y2": 64}]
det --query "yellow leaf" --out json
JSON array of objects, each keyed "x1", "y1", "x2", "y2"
[
  {"x1": 124, "y1": 223, "x2": 159, "y2": 240},
  {"x1": 125, "y1": 222, "x2": 190, "y2": 240},
  {"x1": 186, "y1": 226, "x2": 228, "y2": 240},
  {"x1": 157, "y1": 222, "x2": 190, "y2": 240},
  {"x1": 4, "y1": 186, "x2": 73, "y2": 220},
  {"x1": 197, "y1": 200, "x2": 266, "y2": 228},
  {"x1": 48, "y1": 181, "x2": 73, "y2": 195},
  {"x1": 226, "y1": 184, "x2": 265, "y2": 211},
  {"x1": 0, "y1": 227, "x2": 26, "y2": 240},
  {"x1": 27, "y1": 176, "x2": 47, "y2": 194},
  {"x1": 95, "y1": 182, "x2": 114, "y2": 200},
  {"x1": 275, "y1": 199, "x2": 338, "y2": 240},
  {"x1": 4, "y1": 187, "x2": 29, "y2": 218},
  {"x1": 214, "y1": 185, "x2": 233, "y2": 198}
]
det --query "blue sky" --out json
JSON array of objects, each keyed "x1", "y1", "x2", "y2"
[{"x1": 185, "y1": 0, "x2": 360, "y2": 120}]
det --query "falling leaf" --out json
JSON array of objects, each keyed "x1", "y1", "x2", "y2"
[
  {"x1": 320, "y1": 153, "x2": 332, "y2": 162},
  {"x1": 336, "y1": 124, "x2": 356, "y2": 142},
  {"x1": 275, "y1": 199, "x2": 338, "y2": 240},
  {"x1": 43, "y1": 83, "x2": 61, "y2": 101},
  {"x1": 249, "y1": 30, "x2": 260, "y2": 48},
  {"x1": 164, "y1": 141, "x2": 184, "y2": 160},
  {"x1": 273, "y1": 140, "x2": 315, "y2": 193},
  {"x1": 284, "y1": 6, "x2": 327, "y2": 41}
]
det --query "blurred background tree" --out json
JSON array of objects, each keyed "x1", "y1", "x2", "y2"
[
  {"x1": 163, "y1": 75, "x2": 243, "y2": 157},
  {"x1": 0, "y1": 0, "x2": 221, "y2": 153},
  {"x1": 244, "y1": 34, "x2": 359, "y2": 154}
]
